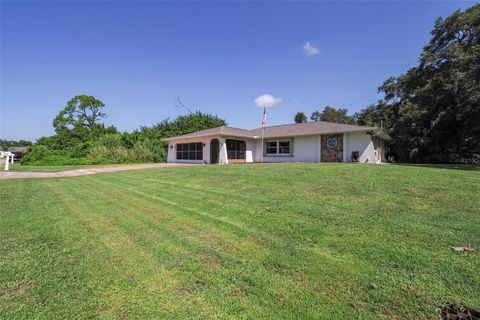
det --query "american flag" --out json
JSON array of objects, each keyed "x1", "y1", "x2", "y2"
[{"x1": 262, "y1": 107, "x2": 267, "y2": 128}]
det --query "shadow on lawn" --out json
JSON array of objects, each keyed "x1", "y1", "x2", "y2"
[{"x1": 394, "y1": 163, "x2": 480, "y2": 171}]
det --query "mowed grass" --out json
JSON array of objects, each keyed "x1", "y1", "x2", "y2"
[
  {"x1": 8, "y1": 163, "x2": 142, "y2": 172},
  {"x1": 0, "y1": 163, "x2": 479, "y2": 319}
]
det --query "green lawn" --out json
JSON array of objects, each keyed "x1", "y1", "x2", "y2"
[
  {"x1": 1, "y1": 163, "x2": 479, "y2": 319},
  {"x1": 8, "y1": 163, "x2": 142, "y2": 172}
]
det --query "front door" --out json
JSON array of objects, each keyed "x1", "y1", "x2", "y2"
[
  {"x1": 210, "y1": 139, "x2": 219, "y2": 164},
  {"x1": 321, "y1": 134, "x2": 343, "y2": 162}
]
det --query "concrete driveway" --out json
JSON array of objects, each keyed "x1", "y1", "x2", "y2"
[{"x1": 0, "y1": 163, "x2": 196, "y2": 180}]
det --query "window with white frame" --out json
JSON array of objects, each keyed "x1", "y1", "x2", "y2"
[
  {"x1": 265, "y1": 140, "x2": 291, "y2": 155},
  {"x1": 176, "y1": 142, "x2": 203, "y2": 160}
]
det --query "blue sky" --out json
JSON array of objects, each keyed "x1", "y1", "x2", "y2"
[{"x1": 0, "y1": 1, "x2": 475, "y2": 141}]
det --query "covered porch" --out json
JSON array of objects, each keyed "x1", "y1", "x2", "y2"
[
  {"x1": 167, "y1": 135, "x2": 255, "y2": 164},
  {"x1": 209, "y1": 137, "x2": 253, "y2": 164}
]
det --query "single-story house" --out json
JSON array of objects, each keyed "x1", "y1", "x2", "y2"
[{"x1": 163, "y1": 121, "x2": 392, "y2": 164}]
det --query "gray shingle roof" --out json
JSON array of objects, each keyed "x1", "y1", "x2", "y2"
[
  {"x1": 163, "y1": 121, "x2": 379, "y2": 141},
  {"x1": 249, "y1": 121, "x2": 377, "y2": 138},
  {"x1": 163, "y1": 126, "x2": 252, "y2": 141}
]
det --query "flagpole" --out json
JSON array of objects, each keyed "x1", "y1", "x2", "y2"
[
  {"x1": 261, "y1": 106, "x2": 265, "y2": 163},
  {"x1": 261, "y1": 127, "x2": 264, "y2": 164}
]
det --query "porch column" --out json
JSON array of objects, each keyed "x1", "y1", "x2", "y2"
[
  {"x1": 219, "y1": 138, "x2": 229, "y2": 164},
  {"x1": 343, "y1": 133, "x2": 348, "y2": 162},
  {"x1": 317, "y1": 135, "x2": 321, "y2": 162}
]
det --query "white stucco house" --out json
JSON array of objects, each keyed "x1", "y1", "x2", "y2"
[{"x1": 163, "y1": 121, "x2": 392, "y2": 164}]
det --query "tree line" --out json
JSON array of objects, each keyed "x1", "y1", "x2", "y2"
[
  {"x1": 0, "y1": 140, "x2": 33, "y2": 150},
  {"x1": 294, "y1": 107, "x2": 356, "y2": 125},
  {"x1": 294, "y1": 5, "x2": 479, "y2": 163}
]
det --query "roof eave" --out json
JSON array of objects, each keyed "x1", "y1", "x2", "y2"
[
  {"x1": 163, "y1": 127, "x2": 378, "y2": 141},
  {"x1": 370, "y1": 131, "x2": 393, "y2": 142},
  {"x1": 162, "y1": 133, "x2": 255, "y2": 141},
  {"x1": 259, "y1": 128, "x2": 377, "y2": 139}
]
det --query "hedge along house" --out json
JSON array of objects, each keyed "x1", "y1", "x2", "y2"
[{"x1": 163, "y1": 121, "x2": 392, "y2": 164}]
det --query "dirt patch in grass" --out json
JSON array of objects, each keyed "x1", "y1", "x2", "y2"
[
  {"x1": 106, "y1": 255, "x2": 125, "y2": 265},
  {"x1": 1, "y1": 280, "x2": 35, "y2": 299},
  {"x1": 406, "y1": 188, "x2": 419, "y2": 194},
  {"x1": 202, "y1": 254, "x2": 223, "y2": 269}
]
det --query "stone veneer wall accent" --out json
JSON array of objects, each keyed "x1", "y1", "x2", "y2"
[{"x1": 321, "y1": 134, "x2": 343, "y2": 162}]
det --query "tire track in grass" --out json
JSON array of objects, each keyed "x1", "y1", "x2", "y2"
[
  {"x1": 1, "y1": 179, "x2": 107, "y2": 318},
  {"x1": 100, "y1": 171, "x2": 257, "y2": 229},
  {"x1": 95, "y1": 171, "x2": 325, "y2": 252},
  {"x1": 117, "y1": 166, "x2": 375, "y2": 237},
  {"x1": 90, "y1": 174, "x2": 261, "y2": 247},
  {"x1": 82, "y1": 174, "x2": 272, "y2": 275},
  {"x1": 73, "y1": 176, "x2": 272, "y2": 318},
  {"x1": 65, "y1": 168, "x2": 456, "y2": 318},
  {"x1": 116, "y1": 171, "x2": 324, "y2": 227},
  {"x1": 161, "y1": 166, "x2": 480, "y2": 318},
  {"x1": 83, "y1": 174, "x2": 360, "y2": 318},
  {"x1": 102, "y1": 170, "x2": 386, "y2": 285},
  {"x1": 42, "y1": 178, "x2": 148, "y2": 318},
  {"x1": 79, "y1": 175, "x2": 342, "y2": 320},
  {"x1": 0, "y1": 180, "x2": 46, "y2": 318},
  {"x1": 1, "y1": 178, "x2": 340, "y2": 320},
  {"x1": 55, "y1": 176, "x2": 196, "y2": 318},
  {"x1": 91, "y1": 171, "x2": 322, "y2": 282},
  {"x1": 27, "y1": 177, "x2": 184, "y2": 318}
]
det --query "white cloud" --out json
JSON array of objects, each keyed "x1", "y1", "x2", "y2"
[
  {"x1": 254, "y1": 94, "x2": 283, "y2": 108},
  {"x1": 303, "y1": 42, "x2": 319, "y2": 56}
]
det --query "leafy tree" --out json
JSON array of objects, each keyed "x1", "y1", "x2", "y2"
[
  {"x1": 310, "y1": 111, "x2": 322, "y2": 121},
  {"x1": 311, "y1": 106, "x2": 356, "y2": 124},
  {"x1": 294, "y1": 112, "x2": 308, "y2": 123},
  {"x1": 169, "y1": 111, "x2": 227, "y2": 136},
  {"x1": 375, "y1": 4, "x2": 480, "y2": 163},
  {"x1": 137, "y1": 111, "x2": 226, "y2": 141},
  {"x1": 53, "y1": 95, "x2": 107, "y2": 132},
  {"x1": 354, "y1": 101, "x2": 395, "y2": 129}
]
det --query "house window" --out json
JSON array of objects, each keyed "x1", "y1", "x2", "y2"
[
  {"x1": 278, "y1": 141, "x2": 291, "y2": 154},
  {"x1": 266, "y1": 141, "x2": 278, "y2": 154},
  {"x1": 266, "y1": 140, "x2": 291, "y2": 156},
  {"x1": 176, "y1": 142, "x2": 203, "y2": 160},
  {"x1": 226, "y1": 139, "x2": 246, "y2": 160}
]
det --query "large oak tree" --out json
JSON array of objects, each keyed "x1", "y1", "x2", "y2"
[{"x1": 358, "y1": 4, "x2": 480, "y2": 163}]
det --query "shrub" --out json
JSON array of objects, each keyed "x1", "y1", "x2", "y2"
[
  {"x1": 110, "y1": 146, "x2": 131, "y2": 163},
  {"x1": 69, "y1": 142, "x2": 94, "y2": 158},
  {"x1": 132, "y1": 141, "x2": 154, "y2": 162},
  {"x1": 150, "y1": 145, "x2": 167, "y2": 162},
  {"x1": 21, "y1": 145, "x2": 51, "y2": 164},
  {"x1": 89, "y1": 145, "x2": 109, "y2": 159},
  {"x1": 94, "y1": 134, "x2": 125, "y2": 149}
]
